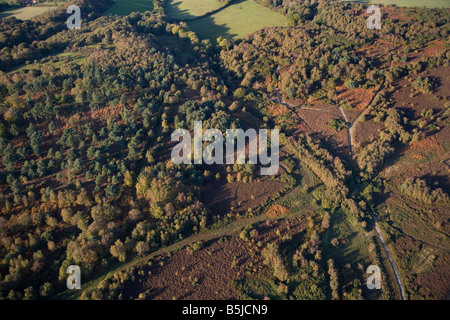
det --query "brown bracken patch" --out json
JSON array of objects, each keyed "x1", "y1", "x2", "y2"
[
  {"x1": 336, "y1": 86, "x2": 377, "y2": 111},
  {"x1": 266, "y1": 204, "x2": 289, "y2": 218},
  {"x1": 407, "y1": 135, "x2": 445, "y2": 155}
]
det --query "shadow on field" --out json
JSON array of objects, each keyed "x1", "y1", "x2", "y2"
[
  {"x1": 166, "y1": 0, "x2": 198, "y2": 20},
  {"x1": 166, "y1": 0, "x2": 242, "y2": 42},
  {"x1": 0, "y1": 9, "x2": 15, "y2": 19},
  {"x1": 168, "y1": 0, "x2": 247, "y2": 21},
  {"x1": 187, "y1": 15, "x2": 238, "y2": 43},
  {"x1": 341, "y1": 0, "x2": 371, "y2": 4}
]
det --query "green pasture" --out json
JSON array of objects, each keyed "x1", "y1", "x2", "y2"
[{"x1": 186, "y1": 0, "x2": 288, "y2": 42}]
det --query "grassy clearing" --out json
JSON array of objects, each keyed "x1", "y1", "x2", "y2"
[
  {"x1": 345, "y1": 0, "x2": 450, "y2": 8},
  {"x1": 236, "y1": 276, "x2": 283, "y2": 300},
  {"x1": 105, "y1": 0, "x2": 154, "y2": 16},
  {"x1": 7, "y1": 51, "x2": 88, "y2": 75},
  {"x1": 322, "y1": 212, "x2": 372, "y2": 264},
  {"x1": 187, "y1": 0, "x2": 287, "y2": 42},
  {"x1": 166, "y1": 0, "x2": 226, "y2": 20},
  {"x1": 0, "y1": 5, "x2": 58, "y2": 20}
]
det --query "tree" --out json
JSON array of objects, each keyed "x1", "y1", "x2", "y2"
[
  {"x1": 135, "y1": 241, "x2": 149, "y2": 256},
  {"x1": 0, "y1": 122, "x2": 6, "y2": 138},
  {"x1": 105, "y1": 184, "x2": 119, "y2": 199},
  {"x1": 61, "y1": 208, "x2": 73, "y2": 223},
  {"x1": 233, "y1": 88, "x2": 245, "y2": 99},
  {"x1": 91, "y1": 203, "x2": 119, "y2": 222},
  {"x1": 217, "y1": 36, "x2": 231, "y2": 50},
  {"x1": 48, "y1": 121, "x2": 56, "y2": 134},
  {"x1": 110, "y1": 239, "x2": 127, "y2": 262},
  {"x1": 124, "y1": 170, "x2": 133, "y2": 187},
  {"x1": 23, "y1": 286, "x2": 37, "y2": 300},
  {"x1": 262, "y1": 243, "x2": 288, "y2": 282},
  {"x1": 40, "y1": 282, "x2": 54, "y2": 297},
  {"x1": 5, "y1": 199, "x2": 12, "y2": 212},
  {"x1": 328, "y1": 259, "x2": 339, "y2": 300}
]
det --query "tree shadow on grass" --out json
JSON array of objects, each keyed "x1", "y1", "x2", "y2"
[
  {"x1": 341, "y1": 0, "x2": 371, "y2": 4},
  {"x1": 0, "y1": 9, "x2": 17, "y2": 19},
  {"x1": 166, "y1": 0, "x2": 243, "y2": 42},
  {"x1": 199, "y1": 180, "x2": 235, "y2": 217},
  {"x1": 187, "y1": 15, "x2": 238, "y2": 43},
  {"x1": 166, "y1": 0, "x2": 198, "y2": 20},
  {"x1": 167, "y1": 0, "x2": 247, "y2": 22}
]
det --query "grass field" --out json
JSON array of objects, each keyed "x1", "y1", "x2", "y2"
[
  {"x1": 186, "y1": 0, "x2": 288, "y2": 42},
  {"x1": 166, "y1": 0, "x2": 226, "y2": 20},
  {"x1": 0, "y1": 5, "x2": 58, "y2": 20},
  {"x1": 7, "y1": 51, "x2": 88, "y2": 75},
  {"x1": 105, "y1": 0, "x2": 154, "y2": 16},
  {"x1": 345, "y1": 0, "x2": 450, "y2": 8}
]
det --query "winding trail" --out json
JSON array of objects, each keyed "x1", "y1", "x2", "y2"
[
  {"x1": 272, "y1": 91, "x2": 316, "y2": 133},
  {"x1": 346, "y1": 78, "x2": 386, "y2": 159},
  {"x1": 338, "y1": 106, "x2": 354, "y2": 158},
  {"x1": 370, "y1": 213, "x2": 406, "y2": 300},
  {"x1": 270, "y1": 85, "x2": 407, "y2": 300}
]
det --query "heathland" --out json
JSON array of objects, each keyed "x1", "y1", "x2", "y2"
[{"x1": 0, "y1": 0, "x2": 449, "y2": 301}]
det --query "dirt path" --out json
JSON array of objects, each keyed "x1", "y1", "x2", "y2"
[
  {"x1": 271, "y1": 86, "x2": 407, "y2": 300},
  {"x1": 339, "y1": 79, "x2": 385, "y2": 159},
  {"x1": 347, "y1": 78, "x2": 386, "y2": 155},
  {"x1": 271, "y1": 91, "x2": 355, "y2": 159},
  {"x1": 272, "y1": 91, "x2": 317, "y2": 132},
  {"x1": 338, "y1": 106, "x2": 354, "y2": 158},
  {"x1": 271, "y1": 79, "x2": 385, "y2": 160},
  {"x1": 63, "y1": 206, "x2": 317, "y2": 299},
  {"x1": 370, "y1": 212, "x2": 406, "y2": 300}
]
